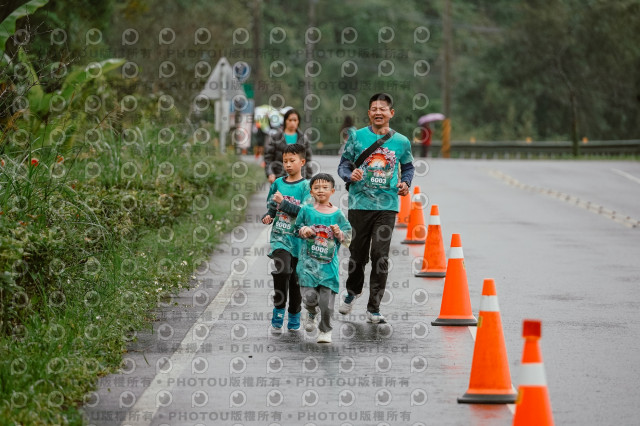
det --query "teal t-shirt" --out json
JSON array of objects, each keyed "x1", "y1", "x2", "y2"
[
  {"x1": 266, "y1": 177, "x2": 311, "y2": 257},
  {"x1": 343, "y1": 126, "x2": 414, "y2": 212},
  {"x1": 284, "y1": 133, "x2": 298, "y2": 144},
  {"x1": 294, "y1": 204, "x2": 352, "y2": 293}
]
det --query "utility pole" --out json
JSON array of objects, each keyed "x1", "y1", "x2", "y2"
[
  {"x1": 304, "y1": 0, "x2": 317, "y2": 129},
  {"x1": 441, "y1": 0, "x2": 452, "y2": 158},
  {"x1": 252, "y1": 0, "x2": 263, "y2": 105}
]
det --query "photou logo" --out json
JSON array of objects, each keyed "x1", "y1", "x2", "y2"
[
  {"x1": 230, "y1": 356, "x2": 247, "y2": 374},
  {"x1": 231, "y1": 323, "x2": 248, "y2": 340},
  {"x1": 411, "y1": 322, "x2": 429, "y2": 339},
  {"x1": 119, "y1": 391, "x2": 136, "y2": 408},
  {"x1": 339, "y1": 356, "x2": 355, "y2": 373},
  {"x1": 301, "y1": 389, "x2": 319, "y2": 407},
  {"x1": 229, "y1": 390, "x2": 246, "y2": 407},
  {"x1": 121, "y1": 28, "x2": 138, "y2": 45},
  {"x1": 192, "y1": 390, "x2": 208, "y2": 408},
  {"x1": 375, "y1": 389, "x2": 392, "y2": 406},
  {"x1": 269, "y1": 27, "x2": 287, "y2": 44},
  {"x1": 120, "y1": 357, "x2": 136, "y2": 374},
  {"x1": 266, "y1": 356, "x2": 283, "y2": 374},
  {"x1": 411, "y1": 388, "x2": 428, "y2": 406},
  {"x1": 156, "y1": 390, "x2": 172, "y2": 407},
  {"x1": 158, "y1": 27, "x2": 176, "y2": 45},
  {"x1": 192, "y1": 357, "x2": 209, "y2": 374},
  {"x1": 339, "y1": 389, "x2": 356, "y2": 407},
  {"x1": 194, "y1": 28, "x2": 211, "y2": 45},
  {"x1": 302, "y1": 356, "x2": 319, "y2": 373},
  {"x1": 156, "y1": 356, "x2": 172, "y2": 374},
  {"x1": 266, "y1": 389, "x2": 284, "y2": 407},
  {"x1": 411, "y1": 355, "x2": 428, "y2": 373},
  {"x1": 375, "y1": 356, "x2": 392, "y2": 373},
  {"x1": 412, "y1": 288, "x2": 429, "y2": 305}
]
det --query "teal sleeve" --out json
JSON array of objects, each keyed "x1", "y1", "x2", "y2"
[
  {"x1": 342, "y1": 132, "x2": 357, "y2": 162},
  {"x1": 266, "y1": 181, "x2": 277, "y2": 210},
  {"x1": 400, "y1": 137, "x2": 414, "y2": 164}
]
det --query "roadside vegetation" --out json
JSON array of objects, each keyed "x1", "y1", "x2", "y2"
[{"x1": 0, "y1": 1, "x2": 262, "y2": 423}]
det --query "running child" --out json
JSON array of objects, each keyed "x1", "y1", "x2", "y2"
[
  {"x1": 294, "y1": 173, "x2": 352, "y2": 343},
  {"x1": 262, "y1": 144, "x2": 311, "y2": 331}
]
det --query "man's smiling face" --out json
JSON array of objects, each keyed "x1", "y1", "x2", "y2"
[{"x1": 368, "y1": 100, "x2": 395, "y2": 127}]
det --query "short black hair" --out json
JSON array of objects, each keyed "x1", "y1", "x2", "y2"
[
  {"x1": 369, "y1": 93, "x2": 393, "y2": 109},
  {"x1": 310, "y1": 173, "x2": 335, "y2": 188},
  {"x1": 283, "y1": 143, "x2": 305, "y2": 157}
]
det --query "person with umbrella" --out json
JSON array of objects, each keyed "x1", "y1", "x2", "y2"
[
  {"x1": 417, "y1": 113, "x2": 445, "y2": 158},
  {"x1": 253, "y1": 105, "x2": 281, "y2": 164}
]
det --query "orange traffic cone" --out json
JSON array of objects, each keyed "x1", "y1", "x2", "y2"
[
  {"x1": 415, "y1": 205, "x2": 446, "y2": 277},
  {"x1": 431, "y1": 234, "x2": 477, "y2": 326},
  {"x1": 513, "y1": 320, "x2": 554, "y2": 425},
  {"x1": 401, "y1": 191, "x2": 426, "y2": 244},
  {"x1": 458, "y1": 278, "x2": 516, "y2": 404},
  {"x1": 396, "y1": 186, "x2": 416, "y2": 228}
]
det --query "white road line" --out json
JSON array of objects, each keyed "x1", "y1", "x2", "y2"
[
  {"x1": 121, "y1": 226, "x2": 271, "y2": 426},
  {"x1": 488, "y1": 169, "x2": 640, "y2": 228},
  {"x1": 611, "y1": 168, "x2": 640, "y2": 185},
  {"x1": 467, "y1": 325, "x2": 516, "y2": 414}
]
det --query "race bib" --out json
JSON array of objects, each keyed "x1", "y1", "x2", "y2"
[
  {"x1": 272, "y1": 195, "x2": 300, "y2": 235},
  {"x1": 363, "y1": 147, "x2": 396, "y2": 189},
  {"x1": 306, "y1": 224, "x2": 336, "y2": 264},
  {"x1": 272, "y1": 211, "x2": 293, "y2": 234}
]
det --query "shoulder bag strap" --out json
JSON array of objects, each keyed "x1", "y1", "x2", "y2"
[{"x1": 353, "y1": 129, "x2": 395, "y2": 168}]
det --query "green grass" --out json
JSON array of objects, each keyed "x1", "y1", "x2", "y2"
[{"x1": 0, "y1": 118, "x2": 263, "y2": 424}]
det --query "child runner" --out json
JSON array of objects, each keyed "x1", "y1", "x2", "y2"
[
  {"x1": 295, "y1": 173, "x2": 352, "y2": 343},
  {"x1": 262, "y1": 144, "x2": 311, "y2": 331}
]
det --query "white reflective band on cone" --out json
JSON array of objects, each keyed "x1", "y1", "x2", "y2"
[
  {"x1": 428, "y1": 215, "x2": 441, "y2": 225},
  {"x1": 479, "y1": 295, "x2": 500, "y2": 312},
  {"x1": 519, "y1": 363, "x2": 547, "y2": 386},
  {"x1": 449, "y1": 247, "x2": 463, "y2": 259}
]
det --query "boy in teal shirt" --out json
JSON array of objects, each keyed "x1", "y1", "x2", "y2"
[
  {"x1": 295, "y1": 173, "x2": 352, "y2": 343},
  {"x1": 262, "y1": 144, "x2": 311, "y2": 331}
]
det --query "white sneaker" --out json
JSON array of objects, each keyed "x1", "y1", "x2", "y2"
[
  {"x1": 317, "y1": 330, "x2": 332, "y2": 343},
  {"x1": 338, "y1": 293, "x2": 360, "y2": 315},
  {"x1": 366, "y1": 311, "x2": 386, "y2": 324},
  {"x1": 304, "y1": 308, "x2": 318, "y2": 332}
]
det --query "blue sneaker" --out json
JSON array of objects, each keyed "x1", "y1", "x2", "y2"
[
  {"x1": 271, "y1": 308, "x2": 285, "y2": 329},
  {"x1": 287, "y1": 311, "x2": 301, "y2": 331}
]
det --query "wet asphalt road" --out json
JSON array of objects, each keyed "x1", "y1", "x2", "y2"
[{"x1": 83, "y1": 156, "x2": 640, "y2": 426}]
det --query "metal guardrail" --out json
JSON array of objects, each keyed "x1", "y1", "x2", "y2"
[{"x1": 311, "y1": 140, "x2": 640, "y2": 158}]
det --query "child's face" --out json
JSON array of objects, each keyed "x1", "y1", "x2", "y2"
[
  {"x1": 310, "y1": 179, "x2": 335, "y2": 203},
  {"x1": 282, "y1": 152, "x2": 305, "y2": 176}
]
